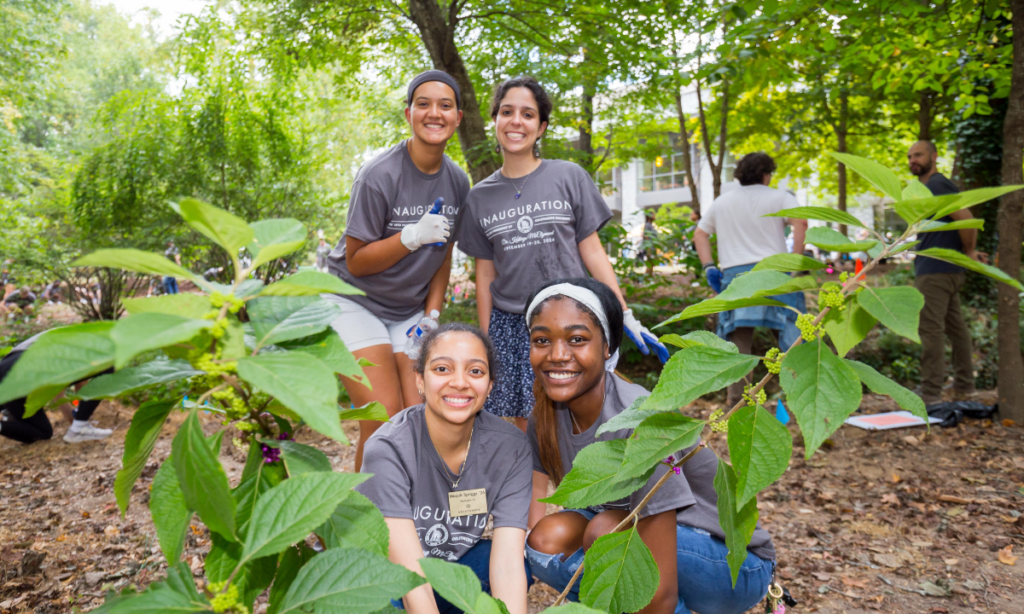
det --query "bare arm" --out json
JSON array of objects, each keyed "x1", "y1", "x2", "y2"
[
  {"x1": 693, "y1": 228, "x2": 714, "y2": 265},
  {"x1": 528, "y1": 471, "x2": 549, "y2": 530},
  {"x1": 424, "y1": 244, "x2": 454, "y2": 315},
  {"x1": 949, "y1": 208, "x2": 987, "y2": 262},
  {"x1": 489, "y1": 527, "x2": 528, "y2": 614},
  {"x1": 475, "y1": 259, "x2": 496, "y2": 334},
  {"x1": 384, "y1": 518, "x2": 440, "y2": 614},
  {"x1": 345, "y1": 234, "x2": 413, "y2": 277},
  {"x1": 636, "y1": 511, "x2": 679, "y2": 614},
  {"x1": 578, "y1": 232, "x2": 627, "y2": 310},
  {"x1": 788, "y1": 218, "x2": 807, "y2": 255}
]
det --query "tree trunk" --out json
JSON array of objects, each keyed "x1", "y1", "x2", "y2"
[
  {"x1": 917, "y1": 90, "x2": 934, "y2": 141},
  {"x1": 996, "y1": 0, "x2": 1024, "y2": 423},
  {"x1": 715, "y1": 80, "x2": 730, "y2": 199},
  {"x1": 695, "y1": 81, "x2": 724, "y2": 199},
  {"x1": 836, "y1": 89, "x2": 849, "y2": 237},
  {"x1": 673, "y1": 91, "x2": 701, "y2": 207},
  {"x1": 407, "y1": 0, "x2": 498, "y2": 183},
  {"x1": 579, "y1": 81, "x2": 595, "y2": 175}
]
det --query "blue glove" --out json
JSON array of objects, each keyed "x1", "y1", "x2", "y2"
[
  {"x1": 704, "y1": 265, "x2": 722, "y2": 294},
  {"x1": 623, "y1": 309, "x2": 670, "y2": 364},
  {"x1": 427, "y1": 198, "x2": 445, "y2": 247}
]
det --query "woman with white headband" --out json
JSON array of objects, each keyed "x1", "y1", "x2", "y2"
[{"x1": 523, "y1": 277, "x2": 776, "y2": 614}]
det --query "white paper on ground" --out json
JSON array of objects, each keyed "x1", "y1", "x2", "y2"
[{"x1": 844, "y1": 410, "x2": 942, "y2": 431}]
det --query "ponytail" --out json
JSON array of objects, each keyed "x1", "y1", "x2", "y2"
[{"x1": 533, "y1": 378, "x2": 565, "y2": 485}]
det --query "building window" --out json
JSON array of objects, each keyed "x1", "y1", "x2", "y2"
[
  {"x1": 596, "y1": 166, "x2": 620, "y2": 197},
  {"x1": 639, "y1": 144, "x2": 695, "y2": 192}
]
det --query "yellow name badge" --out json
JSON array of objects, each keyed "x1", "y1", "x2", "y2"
[{"x1": 448, "y1": 488, "x2": 488, "y2": 517}]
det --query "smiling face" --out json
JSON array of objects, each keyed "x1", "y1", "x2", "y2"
[
  {"x1": 417, "y1": 331, "x2": 493, "y2": 427},
  {"x1": 494, "y1": 86, "x2": 548, "y2": 156},
  {"x1": 529, "y1": 297, "x2": 609, "y2": 405},
  {"x1": 405, "y1": 81, "x2": 462, "y2": 147}
]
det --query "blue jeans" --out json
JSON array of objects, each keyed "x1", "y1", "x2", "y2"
[
  {"x1": 162, "y1": 276, "x2": 179, "y2": 295},
  {"x1": 526, "y1": 511, "x2": 773, "y2": 614},
  {"x1": 392, "y1": 539, "x2": 532, "y2": 613},
  {"x1": 717, "y1": 263, "x2": 804, "y2": 349}
]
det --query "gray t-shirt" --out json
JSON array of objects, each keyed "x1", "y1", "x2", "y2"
[
  {"x1": 356, "y1": 404, "x2": 533, "y2": 562},
  {"x1": 326, "y1": 141, "x2": 470, "y2": 320},
  {"x1": 456, "y1": 159, "x2": 612, "y2": 314},
  {"x1": 527, "y1": 374, "x2": 775, "y2": 560}
]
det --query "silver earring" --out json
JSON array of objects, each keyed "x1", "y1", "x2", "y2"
[
  {"x1": 533, "y1": 139, "x2": 541, "y2": 157},
  {"x1": 494, "y1": 142, "x2": 501, "y2": 154}
]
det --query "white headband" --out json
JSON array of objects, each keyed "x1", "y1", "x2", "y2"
[{"x1": 525, "y1": 283, "x2": 611, "y2": 343}]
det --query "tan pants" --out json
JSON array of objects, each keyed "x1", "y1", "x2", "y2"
[{"x1": 914, "y1": 273, "x2": 974, "y2": 398}]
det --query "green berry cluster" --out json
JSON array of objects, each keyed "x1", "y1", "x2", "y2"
[
  {"x1": 708, "y1": 408, "x2": 729, "y2": 433},
  {"x1": 818, "y1": 282, "x2": 845, "y2": 311},
  {"x1": 742, "y1": 384, "x2": 767, "y2": 408},
  {"x1": 839, "y1": 271, "x2": 865, "y2": 294},
  {"x1": 796, "y1": 313, "x2": 824, "y2": 341},
  {"x1": 763, "y1": 348, "x2": 783, "y2": 374},
  {"x1": 210, "y1": 292, "x2": 245, "y2": 314},
  {"x1": 208, "y1": 581, "x2": 247, "y2": 614}
]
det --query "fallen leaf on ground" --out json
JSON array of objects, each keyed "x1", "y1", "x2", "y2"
[
  {"x1": 891, "y1": 472, "x2": 901, "y2": 483},
  {"x1": 103, "y1": 525, "x2": 119, "y2": 538},
  {"x1": 881, "y1": 493, "x2": 899, "y2": 505},
  {"x1": 1002, "y1": 419, "x2": 1015, "y2": 427},
  {"x1": 842, "y1": 576, "x2": 868, "y2": 589},
  {"x1": 943, "y1": 558, "x2": 958, "y2": 566},
  {"x1": 997, "y1": 545, "x2": 1018, "y2": 566},
  {"x1": 938, "y1": 494, "x2": 972, "y2": 504},
  {"x1": 919, "y1": 581, "x2": 951, "y2": 597}
]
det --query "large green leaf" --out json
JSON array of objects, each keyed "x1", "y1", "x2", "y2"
[
  {"x1": 0, "y1": 322, "x2": 115, "y2": 410},
  {"x1": 829, "y1": 152, "x2": 902, "y2": 202},
  {"x1": 261, "y1": 271, "x2": 365, "y2": 297},
  {"x1": 280, "y1": 329, "x2": 366, "y2": 384},
  {"x1": 930, "y1": 184, "x2": 1024, "y2": 220},
  {"x1": 113, "y1": 399, "x2": 175, "y2": 514},
  {"x1": 579, "y1": 526, "x2": 659, "y2": 613},
  {"x1": 419, "y1": 558, "x2": 502, "y2": 614},
  {"x1": 248, "y1": 218, "x2": 308, "y2": 269},
  {"x1": 72, "y1": 249, "x2": 205, "y2": 287},
  {"x1": 642, "y1": 346, "x2": 759, "y2": 411},
  {"x1": 267, "y1": 545, "x2": 316, "y2": 614},
  {"x1": 91, "y1": 562, "x2": 209, "y2": 614},
  {"x1": 318, "y1": 491, "x2": 390, "y2": 557},
  {"x1": 172, "y1": 410, "x2": 237, "y2": 540},
  {"x1": 727, "y1": 405, "x2": 792, "y2": 509},
  {"x1": 276, "y1": 548, "x2": 424, "y2": 614},
  {"x1": 657, "y1": 297, "x2": 786, "y2": 326},
  {"x1": 80, "y1": 360, "x2": 201, "y2": 400},
  {"x1": 917, "y1": 218, "x2": 985, "y2": 233},
  {"x1": 764, "y1": 206, "x2": 867, "y2": 229},
  {"x1": 752, "y1": 253, "x2": 827, "y2": 273},
  {"x1": 856, "y1": 286, "x2": 924, "y2": 343},
  {"x1": 241, "y1": 472, "x2": 367, "y2": 565},
  {"x1": 205, "y1": 534, "x2": 278, "y2": 609},
  {"x1": 902, "y1": 179, "x2": 933, "y2": 202},
  {"x1": 716, "y1": 270, "x2": 794, "y2": 301},
  {"x1": 236, "y1": 352, "x2": 347, "y2": 442},
  {"x1": 110, "y1": 313, "x2": 212, "y2": 369},
  {"x1": 713, "y1": 460, "x2": 759, "y2": 588},
  {"x1": 895, "y1": 194, "x2": 960, "y2": 225},
  {"x1": 248, "y1": 296, "x2": 342, "y2": 348},
  {"x1": 150, "y1": 457, "x2": 192, "y2": 564},
  {"x1": 339, "y1": 401, "x2": 389, "y2": 421},
  {"x1": 779, "y1": 340, "x2": 862, "y2": 457},
  {"x1": 172, "y1": 198, "x2": 254, "y2": 252},
  {"x1": 24, "y1": 384, "x2": 65, "y2": 415},
  {"x1": 279, "y1": 440, "x2": 333, "y2": 476},
  {"x1": 541, "y1": 440, "x2": 653, "y2": 509},
  {"x1": 823, "y1": 302, "x2": 877, "y2": 357},
  {"x1": 658, "y1": 330, "x2": 738, "y2": 353},
  {"x1": 595, "y1": 395, "x2": 659, "y2": 436},
  {"x1": 804, "y1": 226, "x2": 877, "y2": 253},
  {"x1": 620, "y1": 413, "x2": 705, "y2": 479},
  {"x1": 843, "y1": 359, "x2": 928, "y2": 421},
  {"x1": 543, "y1": 606, "x2": 607, "y2": 614},
  {"x1": 233, "y1": 445, "x2": 285, "y2": 536},
  {"x1": 122, "y1": 294, "x2": 213, "y2": 320},
  {"x1": 916, "y1": 248, "x2": 1024, "y2": 290}
]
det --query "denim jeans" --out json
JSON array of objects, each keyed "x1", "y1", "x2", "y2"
[
  {"x1": 162, "y1": 276, "x2": 179, "y2": 295},
  {"x1": 526, "y1": 512, "x2": 773, "y2": 614},
  {"x1": 392, "y1": 539, "x2": 533, "y2": 613}
]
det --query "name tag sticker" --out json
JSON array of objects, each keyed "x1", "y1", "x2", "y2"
[{"x1": 448, "y1": 488, "x2": 487, "y2": 517}]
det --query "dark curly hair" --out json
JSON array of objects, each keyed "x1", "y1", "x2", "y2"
[
  {"x1": 734, "y1": 152, "x2": 777, "y2": 186},
  {"x1": 489, "y1": 76, "x2": 552, "y2": 126},
  {"x1": 413, "y1": 322, "x2": 498, "y2": 382}
]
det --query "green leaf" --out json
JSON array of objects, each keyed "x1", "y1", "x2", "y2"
[
  {"x1": 267, "y1": 545, "x2": 316, "y2": 614},
  {"x1": 779, "y1": 340, "x2": 862, "y2": 457},
  {"x1": 280, "y1": 329, "x2": 366, "y2": 384},
  {"x1": 895, "y1": 195, "x2": 960, "y2": 224},
  {"x1": 418, "y1": 558, "x2": 497, "y2": 614},
  {"x1": 72, "y1": 249, "x2": 205, "y2": 287},
  {"x1": 889, "y1": 240, "x2": 920, "y2": 256},
  {"x1": 318, "y1": 491, "x2": 390, "y2": 557},
  {"x1": 823, "y1": 302, "x2": 877, "y2": 357},
  {"x1": 241, "y1": 472, "x2": 367, "y2": 565},
  {"x1": 843, "y1": 359, "x2": 927, "y2": 422},
  {"x1": 727, "y1": 405, "x2": 792, "y2": 509},
  {"x1": 544, "y1": 606, "x2": 607, "y2": 614},
  {"x1": 916, "y1": 248, "x2": 1023, "y2": 290},
  {"x1": 713, "y1": 460, "x2": 759, "y2": 588},
  {"x1": 279, "y1": 440, "x2": 333, "y2": 476},
  {"x1": 541, "y1": 440, "x2": 653, "y2": 509},
  {"x1": 829, "y1": 152, "x2": 903, "y2": 202},
  {"x1": 205, "y1": 534, "x2": 278, "y2": 610},
  {"x1": 917, "y1": 218, "x2": 985, "y2": 233},
  {"x1": 110, "y1": 313, "x2": 212, "y2": 369},
  {"x1": 595, "y1": 395, "x2": 659, "y2": 436},
  {"x1": 339, "y1": 401, "x2": 389, "y2": 422},
  {"x1": 0, "y1": 322, "x2": 115, "y2": 410},
  {"x1": 579, "y1": 525, "x2": 658, "y2": 613},
  {"x1": 172, "y1": 198, "x2": 254, "y2": 252},
  {"x1": 172, "y1": 410, "x2": 237, "y2": 540},
  {"x1": 752, "y1": 253, "x2": 827, "y2": 272},
  {"x1": 90, "y1": 562, "x2": 209, "y2": 613},
  {"x1": 620, "y1": 413, "x2": 704, "y2": 479},
  {"x1": 856, "y1": 286, "x2": 924, "y2": 343},
  {"x1": 114, "y1": 399, "x2": 175, "y2": 514},
  {"x1": 236, "y1": 352, "x2": 347, "y2": 442},
  {"x1": 659, "y1": 330, "x2": 738, "y2": 353},
  {"x1": 930, "y1": 184, "x2": 1024, "y2": 219},
  {"x1": 248, "y1": 218, "x2": 308, "y2": 269},
  {"x1": 248, "y1": 296, "x2": 342, "y2": 348},
  {"x1": 233, "y1": 446, "x2": 285, "y2": 536},
  {"x1": 80, "y1": 360, "x2": 201, "y2": 400},
  {"x1": 657, "y1": 297, "x2": 786, "y2": 326},
  {"x1": 261, "y1": 271, "x2": 365, "y2": 297},
  {"x1": 643, "y1": 346, "x2": 760, "y2": 411},
  {"x1": 122, "y1": 294, "x2": 213, "y2": 320},
  {"x1": 765, "y1": 206, "x2": 867, "y2": 229},
  {"x1": 221, "y1": 319, "x2": 246, "y2": 360},
  {"x1": 804, "y1": 227, "x2": 877, "y2": 253},
  {"x1": 150, "y1": 457, "x2": 192, "y2": 564},
  {"x1": 716, "y1": 270, "x2": 793, "y2": 301},
  {"x1": 276, "y1": 548, "x2": 424, "y2": 614},
  {"x1": 24, "y1": 384, "x2": 65, "y2": 415},
  {"x1": 902, "y1": 179, "x2": 933, "y2": 202}
]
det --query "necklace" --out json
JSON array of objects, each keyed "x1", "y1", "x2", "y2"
[
  {"x1": 430, "y1": 423, "x2": 475, "y2": 490},
  {"x1": 569, "y1": 409, "x2": 583, "y2": 435},
  {"x1": 504, "y1": 169, "x2": 531, "y2": 199}
]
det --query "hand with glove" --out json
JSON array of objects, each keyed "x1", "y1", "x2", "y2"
[
  {"x1": 623, "y1": 308, "x2": 670, "y2": 364},
  {"x1": 400, "y1": 198, "x2": 450, "y2": 251},
  {"x1": 703, "y1": 262, "x2": 722, "y2": 294}
]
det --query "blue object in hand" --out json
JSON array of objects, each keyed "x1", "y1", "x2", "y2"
[
  {"x1": 428, "y1": 197, "x2": 445, "y2": 247},
  {"x1": 705, "y1": 266, "x2": 723, "y2": 293},
  {"x1": 641, "y1": 331, "x2": 671, "y2": 364},
  {"x1": 775, "y1": 399, "x2": 790, "y2": 424}
]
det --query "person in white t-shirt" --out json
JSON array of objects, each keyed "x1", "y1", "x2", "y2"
[{"x1": 693, "y1": 152, "x2": 807, "y2": 406}]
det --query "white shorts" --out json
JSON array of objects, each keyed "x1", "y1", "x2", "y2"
[{"x1": 321, "y1": 294, "x2": 422, "y2": 354}]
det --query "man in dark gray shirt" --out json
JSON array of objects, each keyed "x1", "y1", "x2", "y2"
[{"x1": 908, "y1": 140, "x2": 985, "y2": 404}]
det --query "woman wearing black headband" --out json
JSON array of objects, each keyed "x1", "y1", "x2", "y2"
[
  {"x1": 523, "y1": 278, "x2": 776, "y2": 614},
  {"x1": 323, "y1": 70, "x2": 470, "y2": 470}
]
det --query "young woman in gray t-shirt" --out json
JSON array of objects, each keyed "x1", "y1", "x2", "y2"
[
  {"x1": 522, "y1": 278, "x2": 776, "y2": 614},
  {"x1": 457, "y1": 77, "x2": 667, "y2": 432}
]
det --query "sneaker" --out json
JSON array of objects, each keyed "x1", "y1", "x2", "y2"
[{"x1": 63, "y1": 422, "x2": 113, "y2": 443}]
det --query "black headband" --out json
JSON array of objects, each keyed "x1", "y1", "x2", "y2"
[{"x1": 406, "y1": 70, "x2": 461, "y2": 110}]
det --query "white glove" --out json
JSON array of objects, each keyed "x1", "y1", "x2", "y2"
[
  {"x1": 623, "y1": 308, "x2": 670, "y2": 364},
  {"x1": 400, "y1": 208, "x2": 450, "y2": 251}
]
